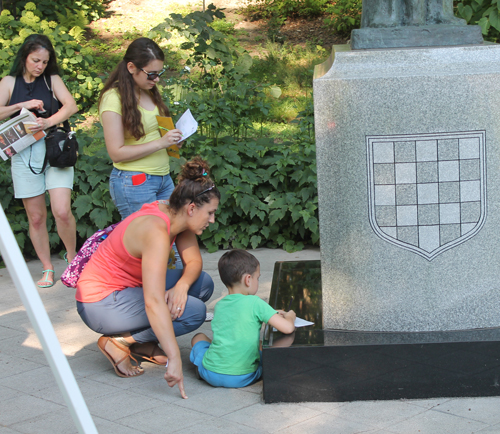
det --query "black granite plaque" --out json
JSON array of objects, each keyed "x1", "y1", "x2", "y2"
[{"x1": 262, "y1": 260, "x2": 500, "y2": 403}]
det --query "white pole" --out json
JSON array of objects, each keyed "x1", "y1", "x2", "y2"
[{"x1": 0, "y1": 207, "x2": 98, "y2": 434}]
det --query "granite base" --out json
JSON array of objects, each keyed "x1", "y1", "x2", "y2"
[
  {"x1": 350, "y1": 24, "x2": 483, "y2": 49},
  {"x1": 262, "y1": 261, "x2": 500, "y2": 403}
]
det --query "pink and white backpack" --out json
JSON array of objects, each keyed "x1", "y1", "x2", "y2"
[{"x1": 61, "y1": 222, "x2": 120, "y2": 288}]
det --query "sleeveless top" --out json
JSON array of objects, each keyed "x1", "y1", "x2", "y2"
[
  {"x1": 9, "y1": 75, "x2": 53, "y2": 169},
  {"x1": 75, "y1": 201, "x2": 175, "y2": 303},
  {"x1": 9, "y1": 75, "x2": 53, "y2": 118}
]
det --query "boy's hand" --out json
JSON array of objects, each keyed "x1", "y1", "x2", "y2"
[{"x1": 284, "y1": 310, "x2": 296, "y2": 323}]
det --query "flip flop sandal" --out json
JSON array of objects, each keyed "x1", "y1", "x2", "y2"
[
  {"x1": 130, "y1": 343, "x2": 167, "y2": 366},
  {"x1": 37, "y1": 269, "x2": 55, "y2": 288},
  {"x1": 63, "y1": 252, "x2": 69, "y2": 265},
  {"x1": 97, "y1": 336, "x2": 144, "y2": 378}
]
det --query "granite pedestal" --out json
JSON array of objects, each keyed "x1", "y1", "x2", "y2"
[{"x1": 314, "y1": 44, "x2": 500, "y2": 332}]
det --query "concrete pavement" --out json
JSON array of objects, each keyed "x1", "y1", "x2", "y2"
[{"x1": 1, "y1": 247, "x2": 500, "y2": 433}]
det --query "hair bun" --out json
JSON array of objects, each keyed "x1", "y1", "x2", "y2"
[{"x1": 177, "y1": 157, "x2": 210, "y2": 183}]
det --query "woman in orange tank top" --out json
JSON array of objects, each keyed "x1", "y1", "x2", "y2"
[{"x1": 76, "y1": 157, "x2": 220, "y2": 399}]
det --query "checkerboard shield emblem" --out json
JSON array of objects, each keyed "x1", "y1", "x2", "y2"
[{"x1": 367, "y1": 132, "x2": 486, "y2": 260}]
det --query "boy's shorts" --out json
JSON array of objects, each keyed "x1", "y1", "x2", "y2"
[{"x1": 190, "y1": 341, "x2": 262, "y2": 388}]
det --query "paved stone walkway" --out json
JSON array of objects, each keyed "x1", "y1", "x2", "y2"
[{"x1": 1, "y1": 248, "x2": 500, "y2": 433}]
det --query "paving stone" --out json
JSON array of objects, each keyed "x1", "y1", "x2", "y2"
[
  {"x1": 276, "y1": 412, "x2": 378, "y2": 434},
  {"x1": 386, "y1": 408, "x2": 488, "y2": 434},
  {"x1": 175, "y1": 417, "x2": 265, "y2": 434},
  {"x1": 119, "y1": 402, "x2": 208, "y2": 433},
  {"x1": 85, "y1": 390, "x2": 165, "y2": 422},
  {"x1": 222, "y1": 402, "x2": 323, "y2": 433},
  {"x1": 174, "y1": 387, "x2": 262, "y2": 417},
  {"x1": 0, "y1": 394, "x2": 63, "y2": 427},
  {"x1": 427, "y1": 397, "x2": 500, "y2": 426},
  {"x1": 9, "y1": 408, "x2": 78, "y2": 434},
  {"x1": 325, "y1": 400, "x2": 427, "y2": 429}
]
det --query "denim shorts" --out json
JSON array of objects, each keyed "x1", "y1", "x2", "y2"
[
  {"x1": 11, "y1": 153, "x2": 74, "y2": 199},
  {"x1": 109, "y1": 168, "x2": 175, "y2": 219},
  {"x1": 190, "y1": 341, "x2": 263, "y2": 388}
]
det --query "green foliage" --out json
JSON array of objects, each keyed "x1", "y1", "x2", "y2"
[
  {"x1": 245, "y1": 0, "x2": 330, "y2": 19},
  {"x1": 209, "y1": 18, "x2": 236, "y2": 35},
  {"x1": 72, "y1": 147, "x2": 121, "y2": 239},
  {"x1": 456, "y1": 0, "x2": 500, "y2": 41},
  {"x1": 7, "y1": 0, "x2": 108, "y2": 24},
  {"x1": 150, "y1": 5, "x2": 243, "y2": 76},
  {"x1": 178, "y1": 134, "x2": 318, "y2": 253},
  {"x1": 324, "y1": 0, "x2": 362, "y2": 35},
  {"x1": 153, "y1": 6, "x2": 272, "y2": 139},
  {"x1": 150, "y1": 6, "x2": 318, "y2": 252},
  {"x1": 0, "y1": 3, "x2": 104, "y2": 112}
]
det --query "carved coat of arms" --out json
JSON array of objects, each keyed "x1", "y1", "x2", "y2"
[{"x1": 367, "y1": 132, "x2": 486, "y2": 260}]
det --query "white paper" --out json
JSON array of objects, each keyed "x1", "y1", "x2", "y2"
[
  {"x1": 175, "y1": 109, "x2": 198, "y2": 141},
  {"x1": 294, "y1": 317, "x2": 314, "y2": 328},
  {"x1": 273, "y1": 316, "x2": 314, "y2": 331}
]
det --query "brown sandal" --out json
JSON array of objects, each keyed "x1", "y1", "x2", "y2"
[
  {"x1": 130, "y1": 342, "x2": 168, "y2": 366},
  {"x1": 97, "y1": 336, "x2": 144, "y2": 378}
]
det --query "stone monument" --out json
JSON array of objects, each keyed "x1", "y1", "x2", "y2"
[
  {"x1": 260, "y1": 1, "x2": 500, "y2": 404},
  {"x1": 351, "y1": 0, "x2": 483, "y2": 48},
  {"x1": 314, "y1": 4, "x2": 500, "y2": 333}
]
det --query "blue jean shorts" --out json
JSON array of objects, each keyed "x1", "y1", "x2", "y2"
[
  {"x1": 109, "y1": 168, "x2": 175, "y2": 219},
  {"x1": 190, "y1": 341, "x2": 263, "y2": 388},
  {"x1": 11, "y1": 153, "x2": 74, "y2": 199}
]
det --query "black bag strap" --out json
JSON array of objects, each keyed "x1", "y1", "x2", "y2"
[
  {"x1": 28, "y1": 143, "x2": 47, "y2": 175},
  {"x1": 44, "y1": 75, "x2": 71, "y2": 133}
]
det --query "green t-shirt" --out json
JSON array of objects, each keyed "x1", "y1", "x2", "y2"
[
  {"x1": 99, "y1": 88, "x2": 170, "y2": 176},
  {"x1": 202, "y1": 294, "x2": 277, "y2": 375}
]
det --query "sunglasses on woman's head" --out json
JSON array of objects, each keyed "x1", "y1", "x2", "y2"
[
  {"x1": 190, "y1": 185, "x2": 215, "y2": 204},
  {"x1": 140, "y1": 68, "x2": 166, "y2": 80}
]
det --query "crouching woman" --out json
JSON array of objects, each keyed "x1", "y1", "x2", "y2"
[{"x1": 75, "y1": 158, "x2": 220, "y2": 398}]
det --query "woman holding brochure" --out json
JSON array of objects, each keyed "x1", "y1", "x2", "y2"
[
  {"x1": 99, "y1": 37, "x2": 183, "y2": 222},
  {"x1": 0, "y1": 34, "x2": 78, "y2": 288}
]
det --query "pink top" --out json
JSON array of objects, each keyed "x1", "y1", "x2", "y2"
[{"x1": 75, "y1": 202, "x2": 173, "y2": 303}]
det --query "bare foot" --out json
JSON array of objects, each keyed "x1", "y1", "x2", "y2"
[
  {"x1": 98, "y1": 336, "x2": 143, "y2": 377},
  {"x1": 130, "y1": 342, "x2": 168, "y2": 365}
]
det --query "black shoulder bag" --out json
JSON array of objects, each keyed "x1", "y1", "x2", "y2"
[{"x1": 44, "y1": 76, "x2": 78, "y2": 168}]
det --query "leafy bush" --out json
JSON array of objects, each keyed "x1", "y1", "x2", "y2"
[
  {"x1": 209, "y1": 18, "x2": 236, "y2": 35},
  {"x1": 180, "y1": 135, "x2": 319, "y2": 253},
  {"x1": 244, "y1": 0, "x2": 330, "y2": 19},
  {"x1": 0, "y1": 3, "x2": 104, "y2": 112},
  {"x1": 456, "y1": 0, "x2": 500, "y2": 42},
  {"x1": 324, "y1": 0, "x2": 362, "y2": 35},
  {"x1": 153, "y1": 5, "x2": 270, "y2": 139},
  {"x1": 4, "y1": 0, "x2": 108, "y2": 24}
]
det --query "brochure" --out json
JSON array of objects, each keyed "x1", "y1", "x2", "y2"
[{"x1": 0, "y1": 108, "x2": 45, "y2": 161}]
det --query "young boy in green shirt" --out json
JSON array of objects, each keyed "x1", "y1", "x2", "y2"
[{"x1": 190, "y1": 249, "x2": 296, "y2": 388}]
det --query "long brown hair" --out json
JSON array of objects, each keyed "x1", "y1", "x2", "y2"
[
  {"x1": 99, "y1": 38, "x2": 170, "y2": 141},
  {"x1": 10, "y1": 34, "x2": 60, "y2": 77}
]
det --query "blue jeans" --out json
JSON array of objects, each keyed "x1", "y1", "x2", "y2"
[
  {"x1": 109, "y1": 168, "x2": 181, "y2": 267},
  {"x1": 76, "y1": 269, "x2": 214, "y2": 342},
  {"x1": 109, "y1": 168, "x2": 175, "y2": 219}
]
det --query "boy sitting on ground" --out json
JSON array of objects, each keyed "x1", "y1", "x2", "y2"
[{"x1": 190, "y1": 249, "x2": 296, "y2": 388}]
